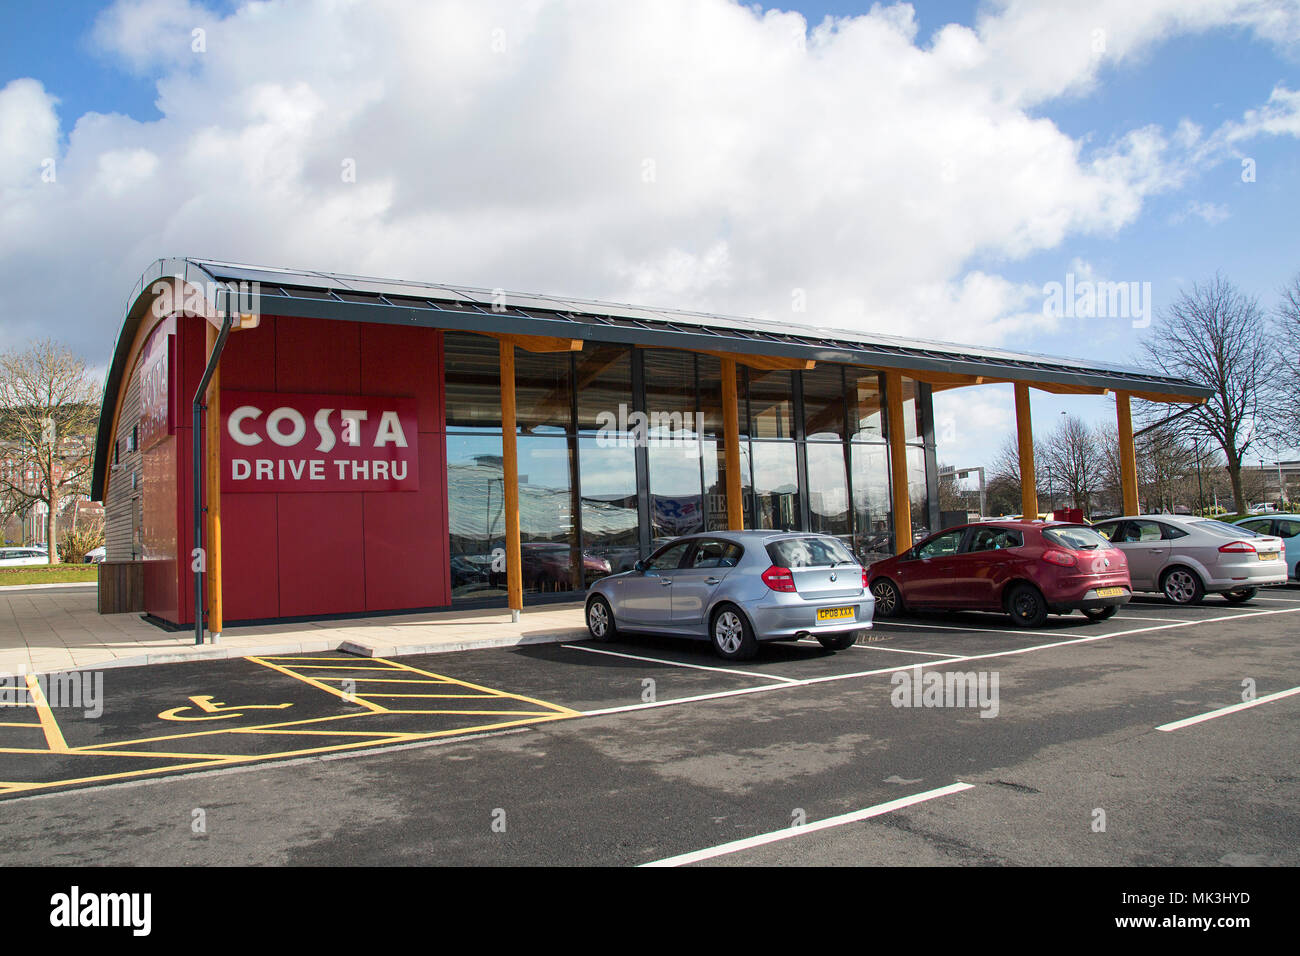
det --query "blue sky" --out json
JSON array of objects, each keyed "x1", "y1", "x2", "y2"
[{"x1": 1, "y1": 0, "x2": 1297, "y2": 476}]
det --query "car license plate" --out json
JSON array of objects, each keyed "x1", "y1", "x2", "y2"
[
  {"x1": 1095, "y1": 587, "x2": 1124, "y2": 598},
  {"x1": 1259, "y1": 552, "x2": 1279, "y2": 561},
  {"x1": 817, "y1": 606, "x2": 854, "y2": 622}
]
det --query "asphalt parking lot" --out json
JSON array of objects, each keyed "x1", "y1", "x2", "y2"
[{"x1": 0, "y1": 586, "x2": 1297, "y2": 866}]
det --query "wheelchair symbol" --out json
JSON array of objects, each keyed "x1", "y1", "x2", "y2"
[{"x1": 159, "y1": 695, "x2": 293, "y2": 721}]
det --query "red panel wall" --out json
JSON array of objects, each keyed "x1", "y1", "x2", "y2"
[{"x1": 159, "y1": 313, "x2": 448, "y2": 625}]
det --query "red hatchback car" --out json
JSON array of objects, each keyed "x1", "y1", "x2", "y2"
[{"x1": 867, "y1": 521, "x2": 1132, "y2": 627}]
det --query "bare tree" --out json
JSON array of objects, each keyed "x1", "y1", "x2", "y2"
[
  {"x1": 0, "y1": 340, "x2": 101, "y2": 563},
  {"x1": 1139, "y1": 274, "x2": 1280, "y2": 514},
  {"x1": 1277, "y1": 272, "x2": 1300, "y2": 434},
  {"x1": 1040, "y1": 414, "x2": 1104, "y2": 516}
]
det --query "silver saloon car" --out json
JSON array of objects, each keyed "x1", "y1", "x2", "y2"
[
  {"x1": 584, "y1": 531, "x2": 874, "y2": 660},
  {"x1": 1090, "y1": 514, "x2": 1287, "y2": 605}
]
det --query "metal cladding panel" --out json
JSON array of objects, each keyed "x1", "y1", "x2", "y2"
[
  {"x1": 275, "y1": 314, "x2": 361, "y2": 393},
  {"x1": 220, "y1": 493, "x2": 280, "y2": 621},
  {"x1": 363, "y1": 439, "x2": 447, "y2": 611},
  {"x1": 276, "y1": 492, "x2": 366, "y2": 617}
]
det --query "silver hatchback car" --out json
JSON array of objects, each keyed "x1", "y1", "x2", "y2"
[
  {"x1": 1090, "y1": 514, "x2": 1287, "y2": 605},
  {"x1": 584, "y1": 531, "x2": 874, "y2": 660}
]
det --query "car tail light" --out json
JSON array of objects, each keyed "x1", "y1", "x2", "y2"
[
  {"x1": 762, "y1": 565, "x2": 797, "y2": 592},
  {"x1": 862, "y1": 568, "x2": 869, "y2": 588},
  {"x1": 1218, "y1": 541, "x2": 1257, "y2": 554},
  {"x1": 1042, "y1": 550, "x2": 1077, "y2": 567}
]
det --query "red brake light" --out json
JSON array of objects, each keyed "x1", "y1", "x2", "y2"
[
  {"x1": 862, "y1": 568, "x2": 869, "y2": 588},
  {"x1": 1218, "y1": 541, "x2": 1257, "y2": 554},
  {"x1": 762, "y1": 565, "x2": 797, "y2": 592},
  {"x1": 1042, "y1": 550, "x2": 1077, "y2": 567}
]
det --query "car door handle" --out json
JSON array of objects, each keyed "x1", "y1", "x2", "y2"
[
  {"x1": 660, "y1": 578, "x2": 673, "y2": 586},
  {"x1": 1149, "y1": 549, "x2": 1165, "y2": 554},
  {"x1": 705, "y1": 577, "x2": 721, "y2": 585}
]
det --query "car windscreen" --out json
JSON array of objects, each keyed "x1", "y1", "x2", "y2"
[
  {"x1": 1043, "y1": 526, "x2": 1110, "y2": 550},
  {"x1": 766, "y1": 536, "x2": 858, "y2": 568},
  {"x1": 1194, "y1": 519, "x2": 1259, "y2": 537}
]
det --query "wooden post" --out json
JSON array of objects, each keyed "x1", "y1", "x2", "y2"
[
  {"x1": 721, "y1": 357, "x2": 744, "y2": 531},
  {"x1": 499, "y1": 340, "x2": 523, "y2": 620},
  {"x1": 1116, "y1": 391, "x2": 1139, "y2": 515},
  {"x1": 205, "y1": 323, "x2": 223, "y2": 641},
  {"x1": 1014, "y1": 382, "x2": 1039, "y2": 521},
  {"x1": 885, "y1": 370, "x2": 913, "y2": 553}
]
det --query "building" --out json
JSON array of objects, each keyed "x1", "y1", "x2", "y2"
[{"x1": 91, "y1": 259, "x2": 1212, "y2": 636}]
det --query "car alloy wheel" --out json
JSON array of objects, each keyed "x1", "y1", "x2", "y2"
[
  {"x1": 870, "y1": 579, "x2": 901, "y2": 618},
  {"x1": 711, "y1": 605, "x2": 757, "y2": 661},
  {"x1": 1162, "y1": 568, "x2": 1204, "y2": 605},
  {"x1": 1007, "y1": 583, "x2": 1048, "y2": 628},
  {"x1": 586, "y1": 597, "x2": 615, "y2": 641}
]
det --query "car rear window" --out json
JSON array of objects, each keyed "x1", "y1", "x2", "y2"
[
  {"x1": 1043, "y1": 526, "x2": 1110, "y2": 550},
  {"x1": 766, "y1": 536, "x2": 857, "y2": 568}
]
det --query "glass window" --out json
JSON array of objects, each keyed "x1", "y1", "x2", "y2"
[
  {"x1": 647, "y1": 540, "x2": 692, "y2": 571},
  {"x1": 1092, "y1": 521, "x2": 1119, "y2": 541},
  {"x1": 444, "y1": 332, "x2": 503, "y2": 432},
  {"x1": 801, "y1": 365, "x2": 845, "y2": 442},
  {"x1": 970, "y1": 527, "x2": 1024, "y2": 552},
  {"x1": 806, "y1": 442, "x2": 850, "y2": 539},
  {"x1": 517, "y1": 436, "x2": 577, "y2": 592},
  {"x1": 643, "y1": 350, "x2": 699, "y2": 442},
  {"x1": 697, "y1": 354, "x2": 724, "y2": 437},
  {"x1": 752, "y1": 441, "x2": 799, "y2": 531},
  {"x1": 766, "y1": 536, "x2": 857, "y2": 568},
  {"x1": 1239, "y1": 519, "x2": 1273, "y2": 535},
  {"x1": 745, "y1": 368, "x2": 794, "y2": 439},
  {"x1": 907, "y1": 445, "x2": 930, "y2": 541},
  {"x1": 894, "y1": 376, "x2": 922, "y2": 443},
  {"x1": 850, "y1": 371, "x2": 884, "y2": 441},
  {"x1": 1276, "y1": 519, "x2": 1300, "y2": 538},
  {"x1": 515, "y1": 350, "x2": 573, "y2": 434},
  {"x1": 915, "y1": 529, "x2": 963, "y2": 560},
  {"x1": 649, "y1": 439, "x2": 705, "y2": 540},
  {"x1": 578, "y1": 437, "x2": 639, "y2": 577},
  {"x1": 851, "y1": 442, "x2": 892, "y2": 563},
  {"x1": 446, "y1": 433, "x2": 507, "y2": 600},
  {"x1": 1042, "y1": 526, "x2": 1106, "y2": 550},
  {"x1": 690, "y1": 540, "x2": 743, "y2": 569},
  {"x1": 576, "y1": 345, "x2": 632, "y2": 433}
]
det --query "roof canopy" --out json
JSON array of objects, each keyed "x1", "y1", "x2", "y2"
[{"x1": 91, "y1": 257, "x2": 1213, "y2": 500}]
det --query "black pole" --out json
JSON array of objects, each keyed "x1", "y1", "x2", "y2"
[{"x1": 192, "y1": 294, "x2": 235, "y2": 645}]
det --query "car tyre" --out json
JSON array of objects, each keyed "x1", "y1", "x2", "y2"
[
  {"x1": 870, "y1": 578, "x2": 904, "y2": 618},
  {"x1": 1161, "y1": 567, "x2": 1205, "y2": 606},
  {"x1": 711, "y1": 604, "x2": 758, "y2": 661},
  {"x1": 1082, "y1": 605, "x2": 1118, "y2": 621},
  {"x1": 586, "y1": 595, "x2": 617, "y2": 641},
  {"x1": 1222, "y1": 587, "x2": 1257, "y2": 604},
  {"x1": 817, "y1": 631, "x2": 857, "y2": 651},
  {"x1": 1006, "y1": 583, "x2": 1049, "y2": 628}
]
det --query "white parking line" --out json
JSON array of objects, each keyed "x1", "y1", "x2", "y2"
[
  {"x1": 1115, "y1": 615, "x2": 1197, "y2": 623},
  {"x1": 562, "y1": 644, "x2": 800, "y2": 683},
  {"x1": 1156, "y1": 686, "x2": 1300, "y2": 732},
  {"x1": 873, "y1": 620, "x2": 1051, "y2": 637},
  {"x1": 791, "y1": 637, "x2": 960, "y2": 658},
  {"x1": 640, "y1": 782, "x2": 975, "y2": 867}
]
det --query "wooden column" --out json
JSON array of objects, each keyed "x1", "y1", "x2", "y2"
[
  {"x1": 1116, "y1": 391, "x2": 1139, "y2": 515},
  {"x1": 1014, "y1": 382, "x2": 1039, "y2": 521},
  {"x1": 204, "y1": 323, "x2": 224, "y2": 641},
  {"x1": 721, "y1": 356, "x2": 744, "y2": 530},
  {"x1": 499, "y1": 340, "x2": 523, "y2": 620},
  {"x1": 885, "y1": 370, "x2": 913, "y2": 553}
]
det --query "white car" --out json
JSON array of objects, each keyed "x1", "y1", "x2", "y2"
[
  {"x1": 83, "y1": 546, "x2": 107, "y2": 564},
  {"x1": 0, "y1": 547, "x2": 50, "y2": 567}
]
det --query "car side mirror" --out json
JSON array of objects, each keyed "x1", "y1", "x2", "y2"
[{"x1": 634, "y1": 559, "x2": 648, "y2": 573}]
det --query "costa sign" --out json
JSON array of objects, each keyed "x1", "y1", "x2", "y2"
[{"x1": 221, "y1": 391, "x2": 419, "y2": 493}]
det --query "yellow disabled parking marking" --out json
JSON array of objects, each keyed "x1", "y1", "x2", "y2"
[{"x1": 0, "y1": 654, "x2": 581, "y2": 798}]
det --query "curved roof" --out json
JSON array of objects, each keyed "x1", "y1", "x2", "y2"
[{"x1": 91, "y1": 257, "x2": 1213, "y2": 500}]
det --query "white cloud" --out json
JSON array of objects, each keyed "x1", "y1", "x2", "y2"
[{"x1": 0, "y1": 0, "x2": 1298, "y2": 363}]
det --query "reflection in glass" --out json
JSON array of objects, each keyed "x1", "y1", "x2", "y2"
[
  {"x1": 908, "y1": 444, "x2": 930, "y2": 541},
  {"x1": 578, "y1": 437, "x2": 638, "y2": 579},
  {"x1": 576, "y1": 345, "x2": 633, "y2": 432},
  {"x1": 850, "y1": 371, "x2": 883, "y2": 441},
  {"x1": 515, "y1": 350, "x2": 574, "y2": 434},
  {"x1": 444, "y1": 332, "x2": 502, "y2": 431},
  {"x1": 752, "y1": 441, "x2": 799, "y2": 530},
  {"x1": 649, "y1": 439, "x2": 704, "y2": 542},
  {"x1": 806, "y1": 442, "x2": 850, "y2": 538},
  {"x1": 851, "y1": 441, "x2": 893, "y2": 563},
  {"x1": 745, "y1": 368, "x2": 794, "y2": 439},
  {"x1": 802, "y1": 365, "x2": 846, "y2": 442}
]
